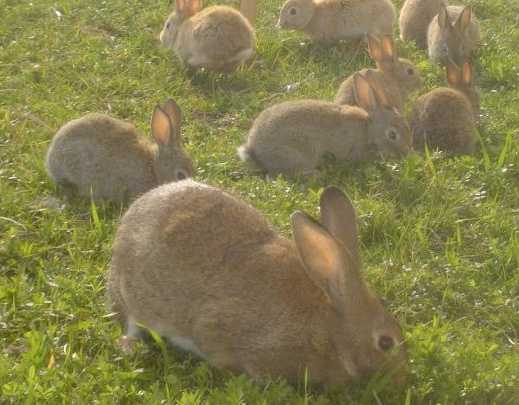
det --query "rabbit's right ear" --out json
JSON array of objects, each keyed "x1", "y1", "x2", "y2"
[
  {"x1": 353, "y1": 73, "x2": 379, "y2": 112},
  {"x1": 446, "y1": 61, "x2": 462, "y2": 87},
  {"x1": 462, "y1": 61, "x2": 473, "y2": 85},
  {"x1": 364, "y1": 71, "x2": 392, "y2": 109},
  {"x1": 455, "y1": 7, "x2": 472, "y2": 33},
  {"x1": 291, "y1": 211, "x2": 347, "y2": 308},
  {"x1": 161, "y1": 99, "x2": 182, "y2": 146},
  {"x1": 368, "y1": 34, "x2": 384, "y2": 63},
  {"x1": 437, "y1": 5, "x2": 449, "y2": 30},
  {"x1": 176, "y1": 0, "x2": 201, "y2": 18},
  {"x1": 151, "y1": 105, "x2": 173, "y2": 146},
  {"x1": 381, "y1": 35, "x2": 396, "y2": 62}
]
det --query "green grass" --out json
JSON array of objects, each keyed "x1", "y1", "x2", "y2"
[{"x1": 1, "y1": 0, "x2": 519, "y2": 403}]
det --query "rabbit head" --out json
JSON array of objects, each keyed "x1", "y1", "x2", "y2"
[
  {"x1": 354, "y1": 72, "x2": 412, "y2": 158},
  {"x1": 368, "y1": 34, "x2": 422, "y2": 96},
  {"x1": 292, "y1": 187, "x2": 408, "y2": 382},
  {"x1": 277, "y1": 0, "x2": 315, "y2": 30},
  {"x1": 446, "y1": 61, "x2": 480, "y2": 119},
  {"x1": 160, "y1": 0, "x2": 202, "y2": 47},
  {"x1": 151, "y1": 99, "x2": 193, "y2": 183},
  {"x1": 435, "y1": 5, "x2": 475, "y2": 66}
]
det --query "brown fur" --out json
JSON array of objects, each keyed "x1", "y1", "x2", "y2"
[
  {"x1": 108, "y1": 181, "x2": 408, "y2": 384},
  {"x1": 335, "y1": 35, "x2": 422, "y2": 110},
  {"x1": 160, "y1": 2, "x2": 256, "y2": 72},
  {"x1": 239, "y1": 74, "x2": 411, "y2": 176},
  {"x1": 399, "y1": 0, "x2": 446, "y2": 49},
  {"x1": 277, "y1": 0, "x2": 395, "y2": 42},
  {"x1": 46, "y1": 101, "x2": 193, "y2": 203}
]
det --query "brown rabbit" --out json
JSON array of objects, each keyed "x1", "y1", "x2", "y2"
[
  {"x1": 399, "y1": 0, "x2": 446, "y2": 50},
  {"x1": 335, "y1": 34, "x2": 422, "y2": 111},
  {"x1": 427, "y1": 4, "x2": 480, "y2": 65},
  {"x1": 277, "y1": 0, "x2": 396, "y2": 43},
  {"x1": 409, "y1": 61, "x2": 478, "y2": 154},
  {"x1": 108, "y1": 181, "x2": 408, "y2": 385},
  {"x1": 45, "y1": 100, "x2": 193, "y2": 203},
  {"x1": 239, "y1": 73, "x2": 411, "y2": 176},
  {"x1": 159, "y1": 0, "x2": 256, "y2": 72}
]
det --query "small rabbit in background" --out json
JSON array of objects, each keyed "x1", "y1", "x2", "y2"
[
  {"x1": 335, "y1": 34, "x2": 422, "y2": 111},
  {"x1": 160, "y1": 0, "x2": 256, "y2": 72},
  {"x1": 277, "y1": 0, "x2": 396, "y2": 43},
  {"x1": 46, "y1": 99, "x2": 193, "y2": 203},
  {"x1": 239, "y1": 73, "x2": 411, "y2": 176},
  {"x1": 409, "y1": 61, "x2": 479, "y2": 155},
  {"x1": 399, "y1": 0, "x2": 447, "y2": 50},
  {"x1": 108, "y1": 180, "x2": 408, "y2": 385}
]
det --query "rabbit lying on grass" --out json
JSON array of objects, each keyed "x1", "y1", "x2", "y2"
[{"x1": 108, "y1": 180, "x2": 408, "y2": 385}]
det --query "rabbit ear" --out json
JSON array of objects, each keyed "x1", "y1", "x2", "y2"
[
  {"x1": 462, "y1": 62, "x2": 473, "y2": 85},
  {"x1": 437, "y1": 5, "x2": 449, "y2": 29},
  {"x1": 353, "y1": 73, "x2": 379, "y2": 112},
  {"x1": 381, "y1": 35, "x2": 396, "y2": 62},
  {"x1": 240, "y1": 0, "x2": 256, "y2": 26},
  {"x1": 455, "y1": 6, "x2": 472, "y2": 33},
  {"x1": 319, "y1": 187, "x2": 359, "y2": 267},
  {"x1": 446, "y1": 61, "x2": 462, "y2": 87},
  {"x1": 151, "y1": 105, "x2": 173, "y2": 146},
  {"x1": 177, "y1": 0, "x2": 201, "y2": 17},
  {"x1": 161, "y1": 99, "x2": 182, "y2": 146},
  {"x1": 367, "y1": 34, "x2": 384, "y2": 63},
  {"x1": 291, "y1": 211, "x2": 348, "y2": 307},
  {"x1": 364, "y1": 71, "x2": 392, "y2": 109}
]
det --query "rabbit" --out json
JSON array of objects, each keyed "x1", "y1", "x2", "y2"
[
  {"x1": 399, "y1": 0, "x2": 446, "y2": 50},
  {"x1": 427, "y1": 4, "x2": 480, "y2": 66},
  {"x1": 108, "y1": 180, "x2": 408, "y2": 385},
  {"x1": 276, "y1": 0, "x2": 396, "y2": 43},
  {"x1": 409, "y1": 61, "x2": 478, "y2": 154},
  {"x1": 159, "y1": 0, "x2": 256, "y2": 72},
  {"x1": 335, "y1": 34, "x2": 422, "y2": 111},
  {"x1": 238, "y1": 73, "x2": 411, "y2": 176},
  {"x1": 45, "y1": 99, "x2": 193, "y2": 203}
]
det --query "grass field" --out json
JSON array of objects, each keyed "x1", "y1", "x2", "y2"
[{"x1": 1, "y1": 0, "x2": 519, "y2": 403}]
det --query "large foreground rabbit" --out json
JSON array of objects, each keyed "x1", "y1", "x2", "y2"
[
  {"x1": 160, "y1": 0, "x2": 256, "y2": 71},
  {"x1": 239, "y1": 73, "x2": 411, "y2": 176},
  {"x1": 108, "y1": 181, "x2": 408, "y2": 385},
  {"x1": 335, "y1": 34, "x2": 422, "y2": 111},
  {"x1": 46, "y1": 100, "x2": 193, "y2": 203},
  {"x1": 409, "y1": 61, "x2": 478, "y2": 154},
  {"x1": 277, "y1": 0, "x2": 395, "y2": 43}
]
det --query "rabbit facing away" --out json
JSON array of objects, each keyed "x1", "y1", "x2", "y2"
[
  {"x1": 238, "y1": 74, "x2": 411, "y2": 176},
  {"x1": 277, "y1": 0, "x2": 396, "y2": 43},
  {"x1": 160, "y1": 0, "x2": 256, "y2": 72},
  {"x1": 46, "y1": 100, "x2": 193, "y2": 203},
  {"x1": 409, "y1": 61, "x2": 478, "y2": 154},
  {"x1": 335, "y1": 34, "x2": 422, "y2": 111},
  {"x1": 108, "y1": 180, "x2": 408, "y2": 385},
  {"x1": 399, "y1": 0, "x2": 446, "y2": 50},
  {"x1": 427, "y1": 4, "x2": 480, "y2": 65}
]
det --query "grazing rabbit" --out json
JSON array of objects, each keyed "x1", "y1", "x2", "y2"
[
  {"x1": 277, "y1": 0, "x2": 396, "y2": 43},
  {"x1": 335, "y1": 34, "x2": 422, "y2": 111},
  {"x1": 159, "y1": 0, "x2": 256, "y2": 72},
  {"x1": 409, "y1": 61, "x2": 478, "y2": 154},
  {"x1": 427, "y1": 4, "x2": 480, "y2": 65},
  {"x1": 108, "y1": 181, "x2": 408, "y2": 385},
  {"x1": 399, "y1": 0, "x2": 446, "y2": 50},
  {"x1": 46, "y1": 100, "x2": 193, "y2": 203},
  {"x1": 238, "y1": 73, "x2": 411, "y2": 176}
]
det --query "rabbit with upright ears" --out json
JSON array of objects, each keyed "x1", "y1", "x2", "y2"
[
  {"x1": 46, "y1": 99, "x2": 193, "y2": 203},
  {"x1": 160, "y1": 0, "x2": 256, "y2": 72},
  {"x1": 399, "y1": 0, "x2": 446, "y2": 50},
  {"x1": 239, "y1": 73, "x2": 411, "y2": 176},
  {"x1": 409, "y1": 61, "x2": 479, "y2": 154},
  {"x1": 277, "y1": 0, "x2": 396, "y2": 43},
  {"x1": 335, "y1": 34, "x2": 422, "y2": 111},
  {"x1": 427, "y1": 4, "x2": 480, "y2": 66},
  {"x1": 108, "y1": 181, "x2": 408, "y2": 385}
]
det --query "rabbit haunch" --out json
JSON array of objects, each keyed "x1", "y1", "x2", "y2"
[
  {"x1": 239, "y1": 73, "x2": 411, "y2": 176},
  {"x1": 108, "y1": 180, "x2": 408, "y2": 384},
  {"x1": 45, "y1": 100, "x2": 193, "y2": 203},
  {"x1": 277, "y1": 0, "x2": 396, "y2": 43}
]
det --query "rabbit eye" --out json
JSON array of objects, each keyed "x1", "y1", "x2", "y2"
[
  {"x1": 386, "y1": 128, "x2": 399, "y2": 141},
  {"x1": 167, "y1": 22, "x2": 171, "y2": 29},
  {"x1": 290, "y1": 7, "x2": 297, "y2": 15},
  {"x1": 175, "y1": 170, "x2": 188, "y2": 180},
  {"x1": 378, "y1": 335, "x2": 395, "y2": 352}
]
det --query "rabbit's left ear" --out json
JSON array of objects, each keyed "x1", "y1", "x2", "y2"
[
  {"x1": 437, "y1": 5, "x2": 449, "y2": 30},
  {"x1": 381, "y1": 35, "x2": 396, "y2": 62},
  {"x1": 161, "y1": 99, "x2": 182, "y2": 146},
  {"x1": 353, "y1": 73, "x2": 378, "y2": 112},
  {"x1": 462, "y1": 62, "x2": 473, "y2": 86},
  {"x1": 455, "y1": 7, "x2": 472, "y2": 33},
  {"x1": 446, "y1": 61, "x2": 462, "y2": 87},
  {"x1": 368, "y1": 34, "x2": 384, "y2": 63},
  {"x1": 180, "y1": 0, "x2": 202, "y2": 17}
]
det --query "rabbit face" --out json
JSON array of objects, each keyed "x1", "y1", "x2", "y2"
[
  {"x1": 160, "y1": 12, "x2": 183, "y2": 48},
  {"x1": 368, "y1": 109, "x2": 412, "y2": 158},
  {"x1": 154, "y1": 147, "x2": 193, "y2": 184},
  {"x1": 278, "y1": 0, "x2": 315, "y2": 30}
]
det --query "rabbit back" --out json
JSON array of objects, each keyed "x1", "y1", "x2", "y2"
[
  {"x1": 46, "y1": 114, "x2": 155, "y2": 202},
  {"x1": 399, "y1": 0, "x2": 445, "y2": 49}
]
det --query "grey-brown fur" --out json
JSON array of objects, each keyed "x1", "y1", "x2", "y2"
[
  {"x1": 108, "y1": 180, "x2": 408, "y2": 384},
  {"x1": 239, "y1": 74, "x2": 411, "y2": 176},
  {"x1": 45, "y1": 100, "x2": 193, "y2": 203},
  {"x1": 399, "y1": 0, "x2": 446, "y2": 49}
]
